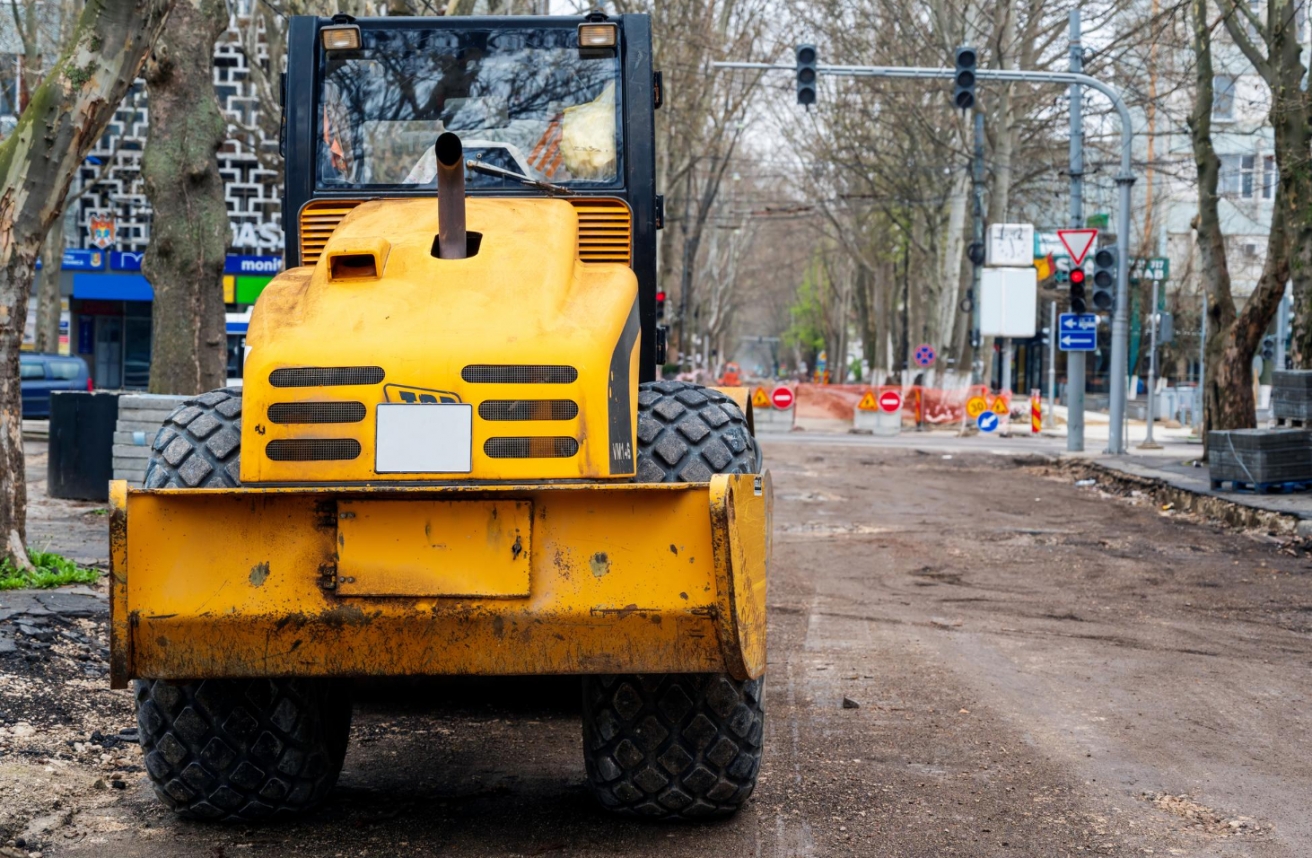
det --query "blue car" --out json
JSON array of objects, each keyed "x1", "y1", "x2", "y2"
[{"x1": 20, "y1": 353, "x2": 91, "y2": 418}]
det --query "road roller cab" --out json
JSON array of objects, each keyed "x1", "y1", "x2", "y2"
[{"x1": 110, "y1": 11, "x2": 771, "y2": 823}]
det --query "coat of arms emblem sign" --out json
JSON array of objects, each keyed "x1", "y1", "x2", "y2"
[{"x1": 88, "y1": 213, "x2": 115, "y2": 250}]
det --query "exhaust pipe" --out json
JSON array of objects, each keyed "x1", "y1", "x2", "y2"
[{"x1": 435, "y1": 132, "x2": 466, "y2": 260}]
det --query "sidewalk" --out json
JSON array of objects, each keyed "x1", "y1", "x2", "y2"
[{"x1": 1089, "y1": 445, "x2": 1312, "y2": 527}]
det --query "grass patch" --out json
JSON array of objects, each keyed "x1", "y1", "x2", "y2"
[{"x1": 0, "y1": 549, "x2": 100, "y2": 590}]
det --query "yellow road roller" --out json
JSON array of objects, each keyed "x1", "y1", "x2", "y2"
[{"x1": 109, "y1": 10, "x2": 771, "y2": 823}]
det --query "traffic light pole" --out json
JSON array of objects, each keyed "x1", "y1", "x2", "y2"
[
  {"x1": 714, "y1": 51, "x2": 1138, "y2": 452},
  {"x1": 971, "y1": 109, "x2": 984, "y2": 361},
  {"x1": 1066, "y1": 10, "x2": 1086, "y2": 453}
]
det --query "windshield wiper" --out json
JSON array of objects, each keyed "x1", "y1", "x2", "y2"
[{"x1": 465, "y1": 160, "x2": 574, "y2": 196}]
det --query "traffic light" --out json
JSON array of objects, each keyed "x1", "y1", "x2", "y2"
[
  {"x1": 1069, "y1": 266, "x2": 1088, "y2": 313},
  {"x1": 953, "y1": 46, "x2": 977, "y2": 110},
  {"x1": 1261, "y1": 335, "x2": 1276, "y2": 362},
  {"x1": 655, "y1": 289, "x2": 666, "y2": 320},
  {"x1": 1092, "y1": 246, "x2": 1117, "y2": 312},
  {"x1": 967, "y1": 241, "x2": 985, "y2": 266},
  {"x1": 796, "y1": 44, "x2": 818, "y2": 106}
]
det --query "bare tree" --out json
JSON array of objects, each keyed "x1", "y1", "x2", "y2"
[
  {"x1": 7, "y1": 0, "x2": 85, "y2": 355},
  {"x1": 1212, "y1": 0, "x2": 1312, "y2": 366},
  {"x1": 142, "y1": 0, "x2": 231, "y2": 394},
  {"x1": 0, "y1": 0, "x2": 174, "y2": 568},
  {"x1": 1189, "y1": 0, "x2": 1288, "y2": 439}
]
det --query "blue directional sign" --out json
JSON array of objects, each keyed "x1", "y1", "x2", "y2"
[
  {"x1": 1058, "y1": 313, "x2": 1098, "y2": 352},
  {"x1": 977, "y1": 410, "x2": 1000, "y2": 433}
]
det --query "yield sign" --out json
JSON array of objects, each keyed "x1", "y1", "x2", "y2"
[{"x1": 1056, "y1": 228, "x2": 1098, "y2": 266}]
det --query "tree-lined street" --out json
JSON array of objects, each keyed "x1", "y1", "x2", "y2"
[
  {"x1": 4, "y1": 0, "x2": 1312, "y2": 854},
  {"x1": 2, "y1": 435, "x2": 1311, "y2": 856}
]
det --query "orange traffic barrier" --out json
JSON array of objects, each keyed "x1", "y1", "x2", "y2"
[{"x1": 787, "y1": 383, "x2": 1010, "y2": 425}]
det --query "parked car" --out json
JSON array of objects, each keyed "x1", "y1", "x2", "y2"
[{"x1": 20, "y1": 353, "x2": 91, "y2": 418}]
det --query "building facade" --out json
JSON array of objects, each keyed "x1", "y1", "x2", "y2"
[{"x1": 2, "y1": 12, "x2": 283, "y2": 387}]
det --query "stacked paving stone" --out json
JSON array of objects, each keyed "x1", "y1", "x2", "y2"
[
  {"x1": 112, "y1": 394, "x2": 189, "y2": 486},
  {"x1": 1272, "y1": 370, "x2": 1312, "y2": 423},
  {"x1": 1208, "y1": 428, "x2": 1312, "y2": 490}
]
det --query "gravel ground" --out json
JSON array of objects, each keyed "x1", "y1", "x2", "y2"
[{"x1": 1, "y1": 439, "x2": 1310, "y2": 856}]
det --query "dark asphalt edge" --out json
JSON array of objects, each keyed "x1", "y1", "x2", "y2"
[{"x1": 1063, "y1": 458, "x2": 1304, "y2": 536}]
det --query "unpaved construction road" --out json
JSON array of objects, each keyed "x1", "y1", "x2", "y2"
[{"x1": 3, "y1": 438, "x2": 1311, "y2": 857}]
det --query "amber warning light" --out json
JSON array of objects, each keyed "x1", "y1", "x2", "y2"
[{"x1": 578, "y1": 23, "x2": 618, "y2": 48}]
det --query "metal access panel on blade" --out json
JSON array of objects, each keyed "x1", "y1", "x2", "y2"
[{"x1": 336, "y1": 499, "x2": 532, "y2": 597}]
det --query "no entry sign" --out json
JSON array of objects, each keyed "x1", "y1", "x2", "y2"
[
  {"x1": 878, "y1": 390, "x2": 903, "y2": 413},
  {"x1": 770, "y1": 386, "x2": 795, "y2": 410}
]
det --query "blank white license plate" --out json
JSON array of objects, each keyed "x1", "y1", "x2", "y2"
[{"x1": 375, "y1": 404, "x2": 472, "y2": 473}]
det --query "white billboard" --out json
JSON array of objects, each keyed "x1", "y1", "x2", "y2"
[{"x1": 980, "y1": 267, "x2": 1037, "y2": 337}]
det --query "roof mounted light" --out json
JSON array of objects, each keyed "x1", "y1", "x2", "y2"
[
  {"x1": 322, "y1": 24, "x2": 361, "y2": 51},
  {"x1": 578, "y1": 21, "x2": 618, "y2": 49}
]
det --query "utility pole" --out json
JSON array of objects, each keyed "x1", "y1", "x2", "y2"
[
  {"x1": 1140, "y1": 276, "x2": 1162, "y2": 448},
  {"x1": 1196, "y1": 290, "x2": 1206, "y2": 434},
  {"x1": 971, "y1": 110, "x2": 985, "y2": 378},
  {"x1": 1047, "y1": 300, "x2": 1057, "y2": 428},
  {"x1": 1066, "y1": 10, "x2": 1086, "y2": 453}
]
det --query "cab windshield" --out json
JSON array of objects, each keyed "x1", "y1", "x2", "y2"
[{"x1": 317, "y1": 26, "x2": 622, "y2": 190}]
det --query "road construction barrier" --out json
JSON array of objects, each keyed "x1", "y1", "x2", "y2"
[
  {"x1": 852, "y1": 386, "x2": 903, "y2": 435},
  {"x1": 750, "y1": 385, "x2": 796, "y2": 428},
  {"x1": 788, "y1": 383, "x2": 1009, "y2": 430},
  {"x1": 112, "y1": 394, "x2": 189, "y2": 486}
]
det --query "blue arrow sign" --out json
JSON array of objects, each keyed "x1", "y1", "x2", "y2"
[
  {"x1": 1059, "y1": 313, "x2": 1098, "y2": 351},
  {"x1": 1059, "y1": 312, "x2": 1098, "y2": 331},
  {"x1": 977, "y1": 411, "x2": 1000, "y2": 433},
  {"x1": 1059, "y1": 330, "x2": 1096, "y2": 351}
]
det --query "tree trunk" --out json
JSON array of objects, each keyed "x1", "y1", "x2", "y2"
[
  {"x1": 35, "y1": 214, "x2": 65, "y2": 354},
  {"x1": 0, "y1": 0, "x2": 175, "y2": 567},
  {"x1": 1190, "y1": 0, "x2": 1288, "y2": 452},
  {"x1": 142, "y1": 0, "x2": 229, "y2": 395}
]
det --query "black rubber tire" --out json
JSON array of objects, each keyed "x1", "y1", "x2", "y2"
[
  {"x1": 137, "y1": 389, "x2": 353, "y2": 822},
  {"x1": 143, "y1": 388, "x2": 243, "y2": 489},
  {"x1": 582, "y1": 673, "x2": 765, "y2": 819},
  {"x1": 134, "y1": 678, "x2": 352, "y2": 821},
  {"x1": 634, "y1": 380, "x2": 760, "y2": 482},
  {"x1": 582, "y1": 380, "x2": 765, "y2": 820}
]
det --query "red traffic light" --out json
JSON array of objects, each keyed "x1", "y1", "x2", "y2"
[
  {"x1": 1069, "y1": 268, "x2": 1085, "y2": 285},
  {"x1": 656, "y1": 290, "x2": 666, "y2": 302}
]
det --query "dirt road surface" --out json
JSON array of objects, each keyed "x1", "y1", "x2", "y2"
[{"x1": 2, "y1": 438, "x2": 1310, "y2": 857}]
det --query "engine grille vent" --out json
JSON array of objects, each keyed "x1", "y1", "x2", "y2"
[
  {"x1": 570, "y1": 198, "x2": 632, "y2": 264},
  {"x1": 268, "y1": 402, "x2": 367, "y2": 424},
  {"x1": 484, "y1": 437, "x2": 579, "y2": 459},
  {"x1": 270, "y1": 366, "x2": 385, "y2": 388},
  {"x1": 462, "y1": 365, "x2": 577, "y2": 384},
  {"x1": 266, "y1": 439, "x2": 362, "y2": 461},
  {"x1": 300, "y1": 200, "x2": 365, "y2": 266},
  {"x1": 296, "y1": 198, "x2": 630, "y2": 267},
  {"x1": 478, "y1": 400, "x2": 579, "y2": 421}
]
